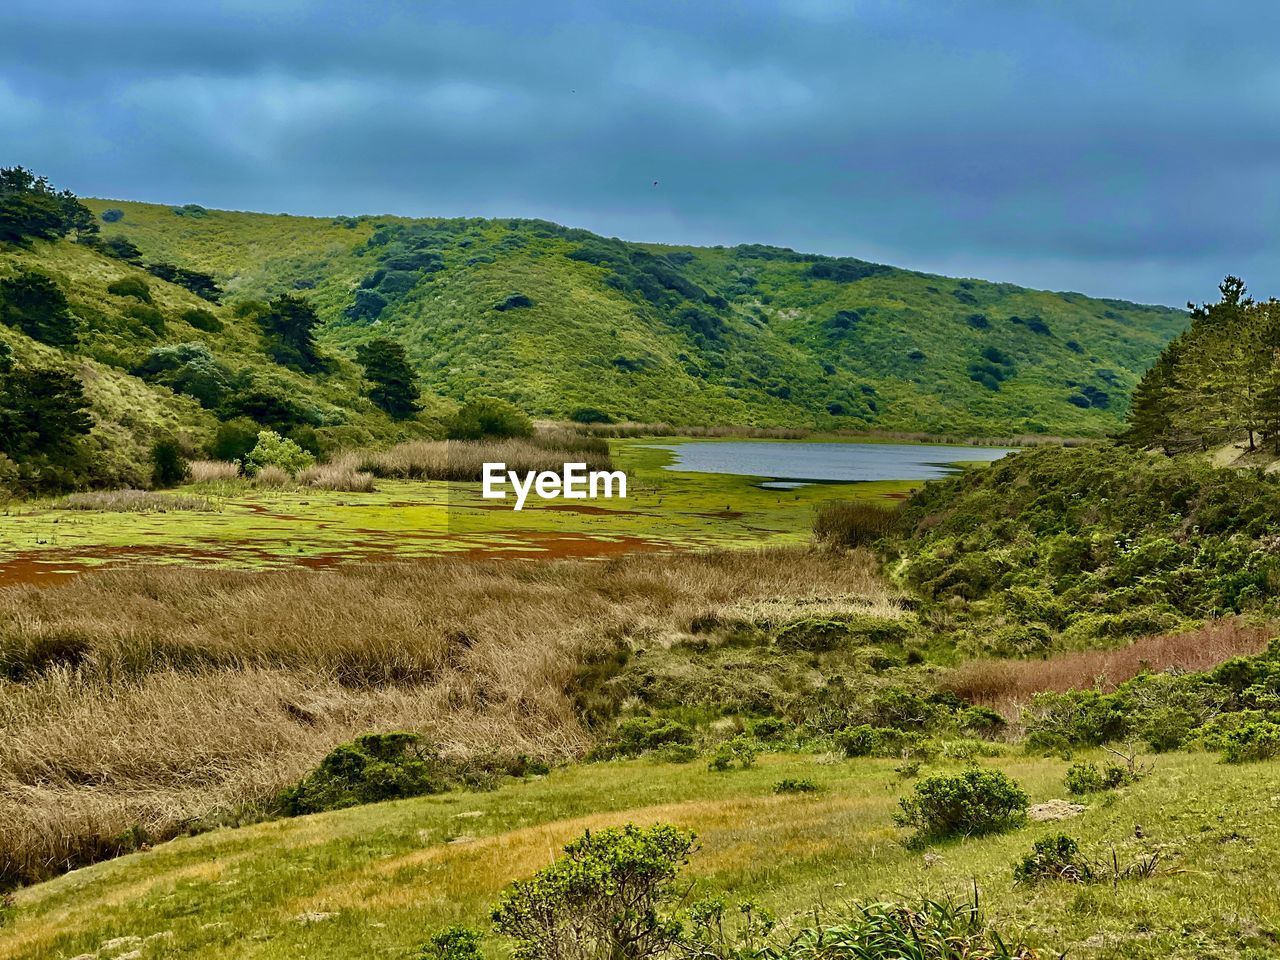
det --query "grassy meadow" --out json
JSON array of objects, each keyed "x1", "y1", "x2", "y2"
[{"x1": 5, "y1": 749, "x2": 1280, "y2": 960}]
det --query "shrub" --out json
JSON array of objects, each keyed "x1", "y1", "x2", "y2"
[
  {"x1": 1219, "y1": 718, "x2": 1280, "y2": 764},
  {"x1": 569, "y1": 407, "x2": 614, "y2": 424},
  {"x1": 773, "y1": 778, "x2": 819, "y2": 794},
  {"x1": 181, "y1": 307, "x2": 223, "y2": 333},
  {"x1": 124, "y1": 303, "x2": 166, "y2": 335},
  {"x1": 708, "y1": 736, "x2": 758, "y2": 772},
  {"x1": 0, "y1": 271, "x2": 78, "y2": 347},
  {"x1": 278, "y1": 732, "x2": 446, "y2": 815},
  {"x1": 100, "y1": 208, "x2": 124, "y2": 223},
  {"x1": 151, "y1": 439, "x2": 188, "y2": 488},
  {"x1": 836, "y1": 725, "x2": 934, "y2": 760},
  {"x1": 446, "y1": 396, "x2": 534, "y2": 441},
  {"x1": 813, "y1": 500, "x2": 899, "y2": 548},
  {"x1": 245, "y1": 430, "x2": 315, "y2": 475},
  {"x1": 774, "y1": 617, "x2": 853, "y2": 652},
  {"x1": 1063, "y1": 761, "x2": 1135, "y2": 795},
  {"x1": 420, "y1": 927, "x2": 484, "y2": 960},
  {"x1": 106, "y1": 276, "x2": 151, "y2": 302},
  {"x1": 895, "y1": 769, "x2": 1028, "y2": 840},
  {"x1": 594, "y1": 716, "x2": 694, "y2": 760},
  {"x1": 492, "y1": 823, "x2": 695, "y2": 960},
  {"x1": 1013, "y1": 834, "x2": 1094, "y2": 885},
  {"x1": 210, "y1": 417, "x2": 261, "y2": 462},
  {"x1": 493, "y1": 292, "x2": 535, "y2": 311}
]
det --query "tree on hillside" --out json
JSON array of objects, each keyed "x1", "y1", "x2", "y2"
[
  {"x1": 356, "y1": 337, "x2": 421, "y2": 419},
  {"x1": 0, "y1": 166, "x2": 97, "y2": 246},
  {"x1": 0, "y1": 343, "x2": 95, "y2": 485},
  {"x1": 257, "y1": 294, "x2": 325, "y2": 372},
  {"x1": 0, "y1": 271, "x2": 80, "y2": 348}
]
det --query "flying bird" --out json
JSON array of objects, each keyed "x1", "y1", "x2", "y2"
[{"x1": 652, "y1": 180, "x2": 659, "y2": 187}]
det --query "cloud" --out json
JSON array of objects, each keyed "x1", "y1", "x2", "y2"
[{"x1": 2, "y1": 0, "x2": 1278, "y2": 304}]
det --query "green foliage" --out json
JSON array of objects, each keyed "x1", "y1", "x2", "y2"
[
  {"x1": 835, "y1": 725, "x2": 933, "y2": 759},
  {"x1": 895, "y1": 769, "x2": 1028, "y2": 841},
  {"x1": 0, "y1": 346, "x2": 94, "y2": 491},
  {"x1": 707, "y1": 736, "x2": 759, "y2": 772},
  {"x1": 145, "y1": 261, "x2": 221, "y2": 302},
  {"x1": 106, "y1": 276, "x2": 152, "y2": 302},
  {"x1": 258, "y1": 294, "x2": 325, "y2": 372},
  {"x1": 1013, "y1": 834, "x2": 1094, "y2": 885},
  {"x1": 209, "y1": 417, "x2": 260, "y2": 463},
  {"x1": 180, "y1": 307, "x2": 223, "y2": 333},
  {"x1": 1064, "y1": 761, "x2": 1135, "y2": 795},
  {"x1": 0, "y1": 166, "x2": 97, "y2": 246},
  {"x1": 592, "y1": 717, "x2": 694, "y2": 760},
  {"x1": 151, "y1": 439, "x2": 188, "y2": 488},
  {"x1": 446, "y1": 396, "x2": 533, "y2": 440},
  {"x1": 133, "y1": 342, "x2": 234, "y2": 408},
  {"x1": 0, "y1": 271, "x2": 78, "y2": 347},
  {"x1": 420, "y1": 927, "x2": 484, "y2": 960},
  {"x1": 356, "y1": 337, "x2": 421, "y2": 419},
  {"x1": 245, "y1": 430, "x2": 315, "y2": 475},
  {"x1": 491, "y1": 823, "x2": 695, "y2": 960},
  {"x1": 278, "y1": 732, "x2": 446, "y2": 816},
  {"x1": 1217, "y1": 718, "x2": 1280, "y2": 764}
]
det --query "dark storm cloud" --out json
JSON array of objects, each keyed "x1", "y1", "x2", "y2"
[{"x1": 3, "y1": 0, "x2": 1278, "y2": 304}]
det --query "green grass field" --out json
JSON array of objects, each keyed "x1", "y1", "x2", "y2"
[{"x1": 4, "y1": 749, "x2": 1277, "y2": 960}]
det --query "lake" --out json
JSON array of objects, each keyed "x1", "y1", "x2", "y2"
[{"x1": 649, "y1": 440, "x2": 1016, "y2": 487}]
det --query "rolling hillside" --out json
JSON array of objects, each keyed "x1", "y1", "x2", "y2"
[{"x1": 83, "y1": 198, "x2": 1186, "y2": 436}]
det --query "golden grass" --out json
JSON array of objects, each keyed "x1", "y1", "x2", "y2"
[
  {"x1": 360, "y1": 431, "x2": 611, "y2": 481},
  {"x1": 0, "y1": 547, "x2": 897, "y2": 887},
  {"x1": 297, "y1": 455, "x2": 376, "y2": 492},
  {"x1": 251, "y1": 465, "x2": 293, "y2": 488},
  {"x1": 187, "y1": 459, "x2": 240, "y2": 483}
]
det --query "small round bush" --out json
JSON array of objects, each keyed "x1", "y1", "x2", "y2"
[
  {"x1": 1013, "y1": 834, "x2": 1093, "y2": 885},
  {"x1": 245, "y1": 429, "x2": 315, "y2": 475},
  {"x1": 106, "y1": 276, "x2": 152, "y2": 302},
  {"x1": 446, "y1": 396, "x2": 534, "y2": 441},
  {"x1": 181, "y1": 307, "x2": 224, "y2": 333},
  {"x1": 895, "y1": 769, "x2": 1028, "y2": 840},
  {"x1": 421, "y1": 926, "x2": 484, "y2": 960},
  {"x1": 100, "y1": 208, "x2": 124, "y2": 223}
]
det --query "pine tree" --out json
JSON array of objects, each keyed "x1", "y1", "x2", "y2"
[{"x1": 356, "y1": 337, "x2": 421, "y2": 419}]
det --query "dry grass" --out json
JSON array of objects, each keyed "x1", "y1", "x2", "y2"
[
  {"x1": 360, "y1": 430, "x2": 611, "y2": 481},
  {"x1": 297, "y1": 454, "x2": 376, "y2": 492},
  {"x1": 58, "y1": 490, "x2": 217, "y2": 513},
  {"x1": 812, "y1": 500, "x2": 901, "y2": 548},
  {"x1": 0, "y1": 547, "x2": 896, "y2": 887},
  {"x1": 943, "y1": 618, "x2": 1274, "y2": 716},
  {"x1": 251, "y1": 465, "x2": 293, "y2": 488},
  {"x1": 574, "y1": 421, "x2": 809, "y2": 439},
  {"x1": 187, "y1": 459, "x2": 241, "y2": 483}
]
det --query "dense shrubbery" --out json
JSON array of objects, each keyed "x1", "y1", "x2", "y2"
[
  {"x1": 446, "y1": 396, "x2": 534, "y2": 440},
  {"x1": 895, "y1": 769, "x2": 1028, "y2": 840},
  {"x1": 278, "y1": 732, "x2": 446, "y2": 815},
  {"x1": 895, "y1": 445, "x2": 1280, "y2": 655}
]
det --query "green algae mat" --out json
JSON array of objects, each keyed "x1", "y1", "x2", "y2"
[{"x1": 0, "y1": 440, "x2": 922, "y2": 583}]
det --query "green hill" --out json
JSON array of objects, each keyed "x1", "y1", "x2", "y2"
[{"x1": 83, "y1": 198, "x2": 1185, "y2": 436}]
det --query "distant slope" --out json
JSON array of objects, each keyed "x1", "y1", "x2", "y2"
[{"x1": 84, "y1": 199, "x2": 1187, "y2": 436}]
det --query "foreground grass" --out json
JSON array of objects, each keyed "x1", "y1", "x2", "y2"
[{"x1": 3, "y1": 750, "x2": 1278, "y2": 959}]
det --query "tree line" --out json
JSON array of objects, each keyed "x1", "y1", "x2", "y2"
[{"x1": 1125, "y1": 276, "x2": 1280, "y2": 454}]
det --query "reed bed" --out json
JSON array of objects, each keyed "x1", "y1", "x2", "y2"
[
  {"x1": 58, "y1": 490, "x2": 218, "y2": 513},
  {"x1": 187, "y1": 459, "x2": 241, "y2": 483},
  {"x1": 574, "y1": 421, "x2": 809, "y2": 439},
  {"x1": 0, "y1": 547, "x2": 895, "y2": 887},
  {"x1": 359, "y1": 431, "x2": 612, "y2": 481},
  {"x1": 297, "y1": 454, "x2": 376, "y2": 492}
]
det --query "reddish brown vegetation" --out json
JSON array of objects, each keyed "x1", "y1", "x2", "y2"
[{"x1": 944, "y1": 618, "x2": 1274, "y2": 716}]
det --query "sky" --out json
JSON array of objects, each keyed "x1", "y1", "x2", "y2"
[{"x1": 3, "y1": 1, "x2": 1278, "y2": 306}]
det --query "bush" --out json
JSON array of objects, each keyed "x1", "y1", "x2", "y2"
[
  {"x1": 1219, "y1": 718, "x2": 1280, "y2": 764},
  {"x1": 1013, "y1": 834, "x2": 1094, "y2": 885},
  {"x1": 420, "y1": 927, "x2": 483, "y2": 960},
  {"x1": 773, "y1": 778, "x2": 819, "y2": 794},
  {"x1": 569, "y1": 407, "x2": 614, "y2": 424},
  {"x1": 151, "y1": 439, "x2": 188, "y2": 488},
  {"x1": 895, "y1": 769, "x2": 1028, "y2": 840},
  {"x1": 0, "y1": 271, "x2": 78, "y2": 347},
  {"x1": 708, "y1": 736, "x2": 758, "y2": 772},
  {"x1": 245, "y1": 430, "x2": 315, "y2": 475},
  {"x1": 492, "y1": 823, "x2": 694, "y2": 960},
  {"x1": 493, "y1": 292, "x2": 535, "y2": 311},
  {"x1": 593, "y1": 716, "x2": 694, "y2": 760},
  {"x1": 181, "y1": 307, "x2": 223, "y2": 333},
  {"x1": 1063, "y1": 761, "x2": 1135, "y2": 795},
  {"x1": 100, "y1": 208, "x2": 124, "y2": 223},
  {"x1": 278, "y1": 732, "x2": 447, "y2": 815},
  {"x1": 210, "y1": 417, "x2": 261, "y2": 463},
  {"x1": 106, "y1": 276, "x2": 151, "y2": 302},
  {"x1": 446, "y1": 396, "x2": 534, "y2": 441},
  {"x1": 813, "y1": 500, "x2": 899, "y2": 548},
  {"x1": 835, "y1": 725, "x2": 934, "y2": 760},
  {"x1": 124, "y1": 303, "x2": 166, "y2": 335}
]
